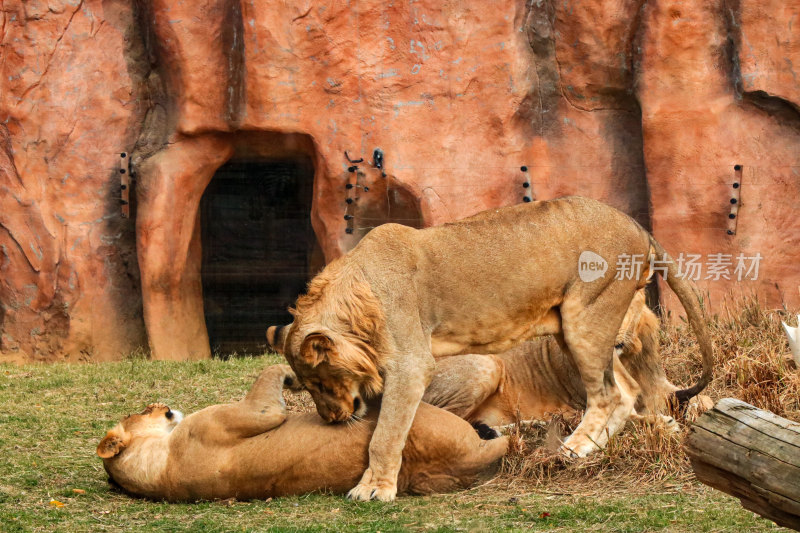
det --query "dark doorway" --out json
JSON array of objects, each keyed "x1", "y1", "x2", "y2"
[{"x1": 200, "y1": 157, "x2": 320, "y2": 354}]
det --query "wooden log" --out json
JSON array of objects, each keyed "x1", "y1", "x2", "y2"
[{"x1": 686, "y1": 398, "x2": 800, "y2": 531}]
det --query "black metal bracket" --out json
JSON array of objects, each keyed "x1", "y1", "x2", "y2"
[
  {"x1": 344, "y1": 168, "x2": 368, "y2": 235},
  {"x1": 372, "y1": 148, "x2": 386, "y2": 177},
  {"x1": 727, "y1": 164, "x2": 742, "y2": 235},
  {"x1": 120, "y1": 152, "x2": 132, "y2": 218},
  {"x1": 521, "y1": 165, "x2": 534, "y2": 203},
  {"x1": 345, "y1": 151, "x2": 363, "y2": 164}
]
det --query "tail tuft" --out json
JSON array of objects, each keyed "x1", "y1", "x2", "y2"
[{"x1": 471, "y1": 421, "x2": 501, "y2": 440}]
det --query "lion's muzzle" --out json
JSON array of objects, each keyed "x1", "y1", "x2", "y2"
[{"x1": 317, "y1": 404, "x2": 352, "y2": 423}]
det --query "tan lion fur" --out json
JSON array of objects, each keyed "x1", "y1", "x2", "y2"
[
  {"x1": 96, "y1": 365, "x2": 508, "y2": 502},
  {"x1": 291, "y1": 260, "x2": 386, "y2": 397},
  {"x1": 275, "y1": 196, "x2": 714, "y2": 501},
  {"x1": 423, "y1": 291, "x2": 711, "y2": 428}
]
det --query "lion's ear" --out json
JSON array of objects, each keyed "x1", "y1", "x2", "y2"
[
  {"x1": 266, "y1": 323, "x2": 291, "y2": 354},
  {"x1": 266, "y1": 326, "x2": 280, "y2": 351},
  {"x1": 300, "y1": 332, "x2": 336, "y2": 368},
  {"x1": 96, "y1": 427, "x2": 130, "y2": 459}
]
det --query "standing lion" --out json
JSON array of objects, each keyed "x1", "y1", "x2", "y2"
[{"x1": 272, "y1": 196, "x2": 713, "y2": 501}]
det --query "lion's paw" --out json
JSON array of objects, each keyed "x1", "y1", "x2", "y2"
[
  {"x1": 660, "y1": 415, "x2": 680, "y2": 433},
  {"x1": 558, "y1": 437, "x2": 598, "y2": 459},
  {"x1": 559, "y1": 446, "x2": 580, "y2": 459},
  {"x1": 347, "y1": 481, "x2": 397, "y2": 502},
  {"x1": 281, "y1": 368, "x2": 303, "y2": 391}
]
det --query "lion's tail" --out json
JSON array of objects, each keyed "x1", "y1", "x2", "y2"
[{"x1": 648, "y1": 235, "x2": 714, "y2": 403}]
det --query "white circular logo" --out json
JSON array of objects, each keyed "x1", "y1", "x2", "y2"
[{"x1": 578, "y1": 251, "x2": 608, "y2": 282}]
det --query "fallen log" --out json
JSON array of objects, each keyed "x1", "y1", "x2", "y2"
[{"x1": 686, "y1": 398, "x2": 800, "y2": 531}]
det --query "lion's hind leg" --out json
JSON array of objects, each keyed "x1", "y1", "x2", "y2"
[
  {"x1": 401, "y1": 404, "x2": 509, "y2": 495},
  {"x1": 423, "y1": 354, "x2": 503, "y2": 420},
  {"x1": 601, "y1": 354, "x2": 642, "y2": 439},
  {"x1": 557, "y1": 289, "x2": 637, "y2": 458}
]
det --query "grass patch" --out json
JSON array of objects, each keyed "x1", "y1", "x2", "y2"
[{"x1": 0, "y1": 297, "x2": 796, "y2": 531}]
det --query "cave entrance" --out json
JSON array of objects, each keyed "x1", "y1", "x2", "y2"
[{"x1": 200, "y1": 156, "x2": 320, "y2": 355}]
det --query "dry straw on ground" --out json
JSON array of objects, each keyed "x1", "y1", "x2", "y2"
[{"x1": 499, "y1": 294, "x2": 800, "y2": 492}]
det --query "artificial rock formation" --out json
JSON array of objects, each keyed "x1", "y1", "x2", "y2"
[
  {"x1": 1, "y1": 1, "x2": 146, "y2": 362},
  {"x1": 639, "y1": 0, "x2": 800, "y2": 312},
  {"x1": 1, "y1": 0, "x2": 798, "y2": 362}
]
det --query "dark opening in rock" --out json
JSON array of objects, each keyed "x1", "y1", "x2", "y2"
[{"x1": 200, "y1": 156, "x2": 321, "y2": 355}]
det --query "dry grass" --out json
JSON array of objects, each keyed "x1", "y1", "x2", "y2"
[
  {"x1": 498, "y1": 294, "x2": 800, "y2": 493},
  {"x1": 677, "y1": 295, "x2": 800, "y2": 420}
]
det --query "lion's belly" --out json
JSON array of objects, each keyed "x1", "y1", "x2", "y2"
[{"x1": 430, "y1": 307, "x2": 562, "y2": 357}]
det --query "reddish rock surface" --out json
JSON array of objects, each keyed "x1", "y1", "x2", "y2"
[
  {"x1": 1, "y1": 1, "x2": 147, "y2": 362},
  {"x1": 639, "y1": 0, "x2": 800, "y2": 311},
  {"x1": 1, "y1": 0, "x2": 798, "y2": 361}
]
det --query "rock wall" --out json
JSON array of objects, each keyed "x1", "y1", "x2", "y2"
[
  {"x1": 1, "y1": 0, "x2": 798, "y2": 361},
  {"x1": 1, "y1": 1, "x2": 147, "y2": 362},
  {"x1": 639, "y1": 0, "x2": 800, "y2": 311}
]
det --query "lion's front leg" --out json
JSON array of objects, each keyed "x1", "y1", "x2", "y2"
[
  {"x1": 215, "y1": 365, "x2": 298, "y2": 439},
  {"x1": 348, "y1": 361, "x2": 431, "y2": 502},
  {"x1": 245, "y1": 364, "x2": 302, "y2": 404}
]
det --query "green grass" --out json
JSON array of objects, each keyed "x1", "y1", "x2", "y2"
[{"x1": 0, "y1": 357, "x2": 788, "y2": 532}]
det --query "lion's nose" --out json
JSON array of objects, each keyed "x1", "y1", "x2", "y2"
[
  {"x1": 329, "y1": 408, "x2": 350, "y2": 423},
  {"x1": 317, "y1": 404, "x2": 341, "y2": 423}
]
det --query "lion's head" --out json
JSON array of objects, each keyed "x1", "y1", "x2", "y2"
[
  {"x1": 96, "y1": 403, "x2": 183, "y2": 459},
  {"x1": 281, "y1": 327, "x2": 381, "y2": 422},
  {"x1": 271, "y1": 259, "x2": 388, "y2": 423}
]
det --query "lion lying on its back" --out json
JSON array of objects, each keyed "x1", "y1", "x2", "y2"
[{"x1": 96, "y1": 365, "x2": 507, "y2": 502}]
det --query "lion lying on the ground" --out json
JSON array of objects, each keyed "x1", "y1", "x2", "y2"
[
  {"x1": 96, "y1": 365, "x2": 507, "y2": 502},
  {"x1": 422, "y1": 290, "x2": 712, "y2": 431},
  {"x1": 273, "y1": 196, "x2": 713, "y2": 501}
]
